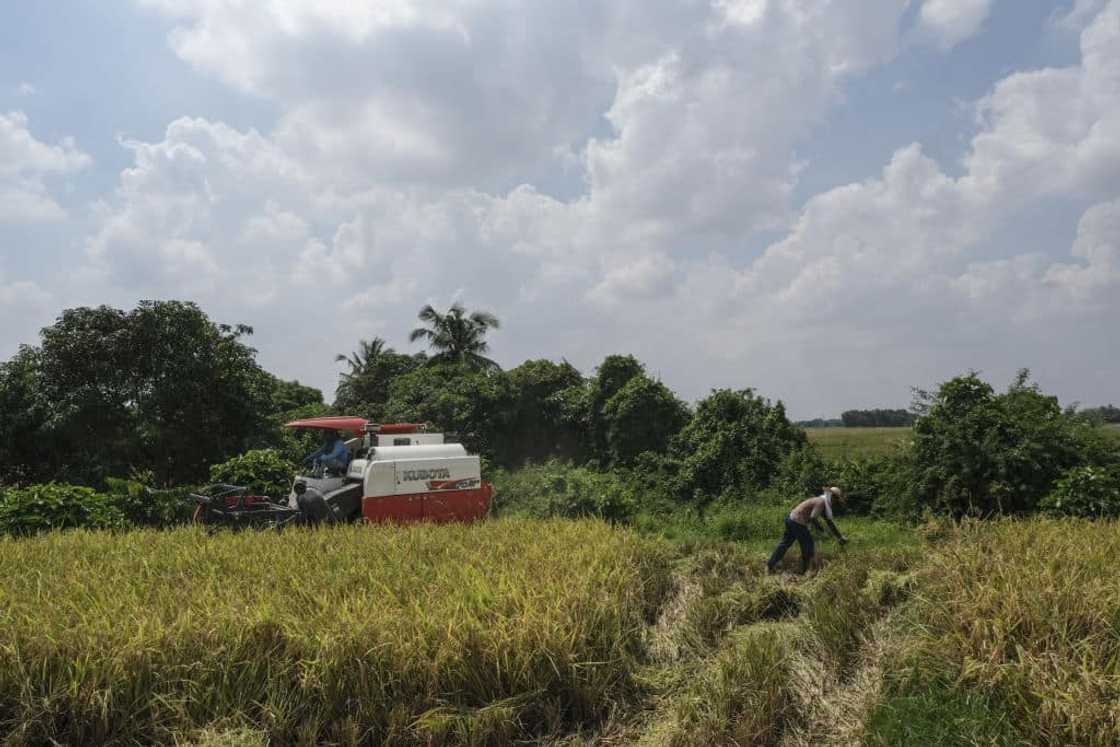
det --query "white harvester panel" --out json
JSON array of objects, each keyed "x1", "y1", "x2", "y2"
[
  {"x1": 369, "y1": 444, "x2": 467, "y2": 461},
  {"x1": 375, "y1": 433, "x2": 445, "y2": 447},
  {"x1": 359, "y1": 444, "x2": 475, "y2": 498},
  {"x1": 392, "y1": 457, "x2": 482, "y2": 495}
]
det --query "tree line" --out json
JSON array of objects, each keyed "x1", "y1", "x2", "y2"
[
  {"x1": 840, "y1": 409, "x2": 915, "y2": 427},
  {"x1": 0, "y1": 300, "x2": 801, "y2": 504},
  {"x1": 2, "y1": 300, "x2": 1117, "y2": 523}
]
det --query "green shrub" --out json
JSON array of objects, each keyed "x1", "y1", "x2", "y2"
[
  {"x1": 104, "y1": 476, "x2": 197, "y2": 528},
  {"x1": 773, "y1": 442, "x2": 920, "y2": 518},
  {"x1": 491, "y1": 460, "x2": 637, "y2": 522},
  {"x1": 669, "y1": 389, "x2": 805, "y2": 504},
  {"x1": 601, "y1": 376, "x2": 690, "y2": 466},
  {"x1": 208, "y1": 449, "x2": 295, "y2": 500},
  {"x1": 1039, "y1": 465, "x2": 1120, "y2": 518},
  {"x1": 910, "y1": 370, "x2": 1111, "y2": 517},
  {"x1": 773, "y1": 444, "x2": 830, "y2": 497},
  {"x1": 0, "y1": 483, "x2": 126, "y2": 535}
]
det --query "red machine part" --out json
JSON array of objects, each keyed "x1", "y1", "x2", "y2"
[
  {"x1": 362, "y1": 483, "x2": 492, "y2": 525},
  {"x1": 284, "y1": 416, "x2": 369, "y2": 436},
  {"x1": 283, "y1": 418, "x2": 427, "y2": 437},
  {"x1": 376, "y1": 423, "x2": 423, "y2": 434}
]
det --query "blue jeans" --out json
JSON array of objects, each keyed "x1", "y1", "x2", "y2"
[{"x1": 767, "y1": 516, "x2": 814, "y2": 573}]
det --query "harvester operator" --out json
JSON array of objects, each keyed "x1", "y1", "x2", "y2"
[
  {"x1": 307, "y1": 430, "x2": 350, "y2": 473},
  {"x1": 766, "y1": 486, "x2": 847, "y2": 574}
]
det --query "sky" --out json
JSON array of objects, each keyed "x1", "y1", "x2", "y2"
[{"x1": 0, "y1": 0, "x2": 1117, "y2": 418}]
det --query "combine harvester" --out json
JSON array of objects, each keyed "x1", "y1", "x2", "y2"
[{"x1": 191, "y1": 417, "x2": 493, "y2": 527}]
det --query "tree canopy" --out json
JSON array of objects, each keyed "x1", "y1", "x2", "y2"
[
  {"x1": 408, "y1": 303, "x2": 501, "y2": 370},
  {"x1": 0, "y1": 301, "x2": 313, "y2": 486},
  {"x1": 333, "y1": 337, "x2": 424, "y2": 418},
  {"x1": 910, "y1": 370, "x2": 1116, "y2": 517}
]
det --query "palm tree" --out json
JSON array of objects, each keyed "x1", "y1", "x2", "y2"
[
  {"x1": 409, "y1": 303, "x2": 502, "y2": 370},
  {"x1": 334, "y1": 337, "x2": 394, "y2": 412},
  {"x1": 335, "y1": 337, "x2": 391, "y2": 381}
]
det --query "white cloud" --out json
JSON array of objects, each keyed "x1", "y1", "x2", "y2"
[
  {"x1": 1045, "y1": 198, "x2": 1120, "y2": 303},
  {"x1": 689, "y1": 0, "x2": 1120, "y2": 408},
  {"x1": 918, "y1": 0, "x2": 996, "y2": 50},
  {"x1": 0, "y1": 111, "x2": 90, "y2": 223},
  {"x1": 0, "y1": 269, "x2": 54, "y2": 358},
  {"x1": 57, "y1": 0, "x2": 1120, "y2": 414},
  {"x1": 16, "y1": 82, "x2": 37, "y2": 96}
]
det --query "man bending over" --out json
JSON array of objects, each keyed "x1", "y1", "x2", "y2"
[{"x1": 767, "y1": 486, "x2": 847, "y2": 574}]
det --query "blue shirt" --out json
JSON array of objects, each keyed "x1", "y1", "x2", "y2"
[{"x1": 311, "y1": 438, "x2": 350, "y2": 467}]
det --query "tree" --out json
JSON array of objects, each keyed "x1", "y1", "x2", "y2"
[
  {"x1": 0, "y1": 347, "x2": 50, "y2": 484},
  {"x1": 840, "y1": 409, "x2": 915, "y2": 427},
  {"x1": 333, "y1": 337, "x2": 423, "y2": 417},
  {"x1": 601, "y1": 375, "x2": 690, "y2": 466},
  {"x1": 1, "y1": 301, "x2": 276, "y2": 486},
  {"x1": 1079, "y1": 404, "x2": 1120, "y2": 425},
  {"x1": 500, "y1": 359, "x2": 587, "y2": 465},
  {"x1": 669, "y1": 388, "x2": 806, "y2": 503},
  {"x1": 586, "y1": 355, "x2": 646, "y2": 461},
  {"x1": 910, "y1": 370, "x2": 1116, "y2": 517},
  {"x1": 382, "y1": 363, "x2": 515, "y2": 460},
  {"x1": 337, "y1": 338, "x2": 389, "y2": 377},
  {"x1": 269, "y1": 377, "x2": 323, "y2": 416},
  {"x1": 408, "y1": 303, "x2": 501, "y2": 370}
]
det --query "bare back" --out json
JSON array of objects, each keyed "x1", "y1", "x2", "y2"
[{"x1": 789, "y1": 494, "x2": 832, "y2": 525}]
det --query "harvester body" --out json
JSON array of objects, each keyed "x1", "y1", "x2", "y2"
[{"x1": 192, "y1": 419, "x2": 492, "y2": 527}]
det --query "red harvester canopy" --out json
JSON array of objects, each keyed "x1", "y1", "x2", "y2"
[
  {"x1": 377, "y1": 423, "x2": 422, "y2": 434},
  {"x1": 284, "y1": 416, "x2": 368, "y2": 436}
]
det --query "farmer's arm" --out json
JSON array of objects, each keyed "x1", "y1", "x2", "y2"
[{"x1": 823, "y1": 499, "x2": 847, "y2": 544}]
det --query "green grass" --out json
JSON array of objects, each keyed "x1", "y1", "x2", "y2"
[
  {"x1": 804, "y1": 426, "x2": 911, "y2": 458},
  {"x1": 634, "y1": 500, "x2": 918, "y2": 562},
  {"x1": 0, "y1": 519, "x2": 673, "y2": 745},
  {"x1": 866, "y1": 689, "x2": 1023, "y2": 746}
]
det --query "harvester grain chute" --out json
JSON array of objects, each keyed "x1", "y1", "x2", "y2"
[{"x1": 190, "y1": 418, "x2": 493, "y2": 528}]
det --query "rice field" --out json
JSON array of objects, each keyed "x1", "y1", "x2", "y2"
[
  {"x1": 0, "y1": 519, "x2": 672, "y2": 745},
  {"x1": 870, "y1": 519, "x2": 1120, "y2": 746},
  {"x1": 0, "y1": 516, "x2": 1116, "y2": 745},
  {"x1": 802, "y1": 427, "x2": 911, "y2": 459},
  {"x1": 806, "y1": 424, "x2": 1120, "y2": 458}
]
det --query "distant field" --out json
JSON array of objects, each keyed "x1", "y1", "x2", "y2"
[
  {"x1": 804, "y1": 426, "x2": 911, "y2": 458},
  {"x1": 807, "y1": 423, "x2": 1119, "y2": 458}
]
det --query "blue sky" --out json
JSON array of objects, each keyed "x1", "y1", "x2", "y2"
[{"x1": 1, "y1": 0, "x2": 1117, "y2": 417}]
